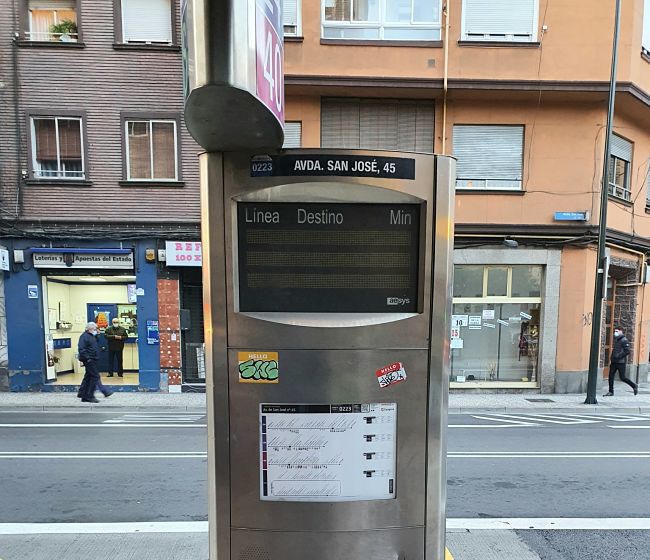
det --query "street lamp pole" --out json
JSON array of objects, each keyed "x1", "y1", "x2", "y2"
[{"x1": 585, "y1": 0, "x2": 621, "y2": 405}]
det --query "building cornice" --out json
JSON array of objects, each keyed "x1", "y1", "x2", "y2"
[{"x1": 285, "y1": 76, "x2": 650, "y2": 106}]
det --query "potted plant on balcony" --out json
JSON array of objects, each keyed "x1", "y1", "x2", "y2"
[{"x1": 49, "y1": 19, "x2": 78, "y2": 42}]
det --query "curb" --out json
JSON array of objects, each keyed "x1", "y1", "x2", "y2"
[{"x1": 0, "y1": 405, "x2": 207, "y2": 413}]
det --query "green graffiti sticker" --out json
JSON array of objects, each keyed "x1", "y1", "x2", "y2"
[{"x1": 238, "y1": 352, "x2": 279, "y2": 383}]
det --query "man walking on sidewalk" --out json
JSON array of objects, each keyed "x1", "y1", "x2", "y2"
[
  {"x1": 78, "y1": 322, "x2": 112, "y2": 403},
  {"x1": 603, "y1": 325, "x2": 639, "y2": 397},
  {"x1": 105, "y1": 318, "x2": 128, "y2": 378}
]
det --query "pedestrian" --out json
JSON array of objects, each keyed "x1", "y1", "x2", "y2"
[
  {"x1": 104, "y1": 317, "x2": 128, "y2": 378},
  {"x1": 77, "y1": 322, "x2": 112, "y2": 403},
  {"x1": 603, "y1": 325, "x2": 639, "y2": 397}
]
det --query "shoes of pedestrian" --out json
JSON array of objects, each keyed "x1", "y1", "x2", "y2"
[
  {"x1": 603, "y1": 392, "x2": 614, "y2": 397},
  {"x1": 634, "y1": 386, "x2": 639, "y2": 396},
  {"x1": 107, "y1": 374, "x2": 114, "y2": 377},
  {"x1": 81, "y1": 398, "x2": 100, "y2": 403},
  {"x1": 118, "y1": 374, "x2": 123, "y2": 378},
  {"x1": 104, "y1": 391, "x2": 113, "y2": 398}
]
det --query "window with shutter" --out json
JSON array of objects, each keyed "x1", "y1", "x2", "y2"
[
  {"x1": 31, "y1": 116, "x2": 84, "y2": 179},
  {"x1": 121, "y1": 0, "x2": 173, "y2": 44},
  {"x1": 453, "y1": 125, "x2": 524, "y2": 190},
  {"x1": 282, "y1": 0, "x2": 300, "y2": 36},
  {"x1": 322, "y1": 0, "x2": 441, "y2": 41},
  {"x1": 462, "y1": 0, "x2": 538, "y2": 42},
  {"x1": 608, "y1": 134, "x2": 632, "y2": 202},
  {"x1": 125, "y1": 119, "x2": 178, "y2": 181},
  {"x1": 321, "y1": 98, "x2": 434, "y2": 153},
  {"x1": 27, "y1": 0, "x2": 78, "y2": 42},
  {"x1": 283, "y1": 122, "x2": 302, "y2": 148}
]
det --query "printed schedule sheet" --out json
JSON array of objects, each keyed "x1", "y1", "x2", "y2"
[{"x1": 260, "y1": 403, "x2": 397, "y2": 502}]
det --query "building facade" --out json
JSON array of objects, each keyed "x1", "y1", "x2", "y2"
[
  {"x1": 281, "y1": 0, "x2": 650, "y2": 392},
  {"x1": 4, "y1": 0, "x2": 650, "y2": 394},
  {"x1": 0, "y1": 0, "x2": 205, "y2": 392}
]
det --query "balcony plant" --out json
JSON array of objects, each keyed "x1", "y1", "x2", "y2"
[{"x1": 49, "y1": 19, "x2": 78, "y2": 42}]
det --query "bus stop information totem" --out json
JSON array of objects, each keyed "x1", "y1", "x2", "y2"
[{"x1": 201, "y1": 149, "x2": 455, "y2": 560}]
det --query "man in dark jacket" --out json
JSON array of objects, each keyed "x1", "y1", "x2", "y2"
[
  {"x1": 603, "y1": 325, "x2": 639, "y2": 397},
  {"x1": 105, "y1": 318, "x2": 129, "y2": 377},
  {"x1": 78, "y1": 322, "x2": 103, "y2": 403}
]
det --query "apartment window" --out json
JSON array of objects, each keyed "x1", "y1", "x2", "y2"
[
  {"x1": 453, "y1": 125, "x2": 524, "y2": 190},
  {"x1": 30, "y1": 116, "x2": 84, "y2": 180},
  {"x1": 283, "y1": 122, "x2": 302, "y2": 148},
  {"x1": 461, "y1": 0, "x2": 538, "y2": 42},
  {"x1": 283, "y1": 0, "x2": 301, "y2": 36},
  {"x1": 125, "y1": 119, "x2": 178, "y2": 181},
  {"x1": 321, "y1": 98, "x2": 434, "y2": 153},
  {"x1": 608, "y1": 134, "x2": 632, "y2": 202},
  {"x1": 322, "y1": 0, "x2": 441, "y2": 41},
  {"x1": 120, "y1": 0, "x2": 173, "y2": 44},
  {"x1": 27, "y1": 0, "x2": 78, "y2": 42}
]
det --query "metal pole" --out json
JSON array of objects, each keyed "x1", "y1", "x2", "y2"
[{"x1": 585, "y1": 0, "x2": 621, "y2": 405}]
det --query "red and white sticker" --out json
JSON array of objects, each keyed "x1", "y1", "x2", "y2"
[{"x1": 376, "y1": 362, "x2": 407, "y2": 388}]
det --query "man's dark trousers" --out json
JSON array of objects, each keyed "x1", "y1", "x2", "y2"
[
  {"x1": 80, "y1": 360, "x2": 100, "y2": 400},
  {"x1": 108, "y1": 349, "x2": 124, "y2": 377},
  {"x1": 609, "y1": 362, "x2": 636, "y2": 394}
]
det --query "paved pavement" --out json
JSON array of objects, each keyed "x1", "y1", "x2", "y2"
[{"x1": 0, "y1": 380, "x2": 648, "y2": 412}]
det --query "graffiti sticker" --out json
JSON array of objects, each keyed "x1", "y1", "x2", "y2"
[
  {"x1": 238, "y1": 352, "x2": 279, "y2": 383},
  {"x1": 375, "y1": 362, "x2": 407, "y2": 389}
]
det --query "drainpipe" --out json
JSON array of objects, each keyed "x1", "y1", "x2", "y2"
[
  {"x1": 441, "y1": 1, "x2": 450, "y2": 155},
  {"x1": 11, "y1": 0, "x2": 23, "y2": 218}
]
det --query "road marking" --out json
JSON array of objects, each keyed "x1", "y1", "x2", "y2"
[
  {"x1": 0, "y1": 424, "x2": 206, "y2": 428},
  {"x1": 564, "y1": 413, "x2": 648, "y2": 422},
  {"x1": 3, "y1": 519, "x2": 650, "y2": 534},
  {"x1": 486, "y1": 413, "x2": 598, "y2": 425},
  {"x1": 471, "y1": 415, "x2": 539, "y2": 426},
  {"x1": 0, "y1": 522, "x2": 208, "y2": 535},
  {"x1": 449, "y1": 451, "x2": 650, "y2": 458},
  {"x1": 0, "y1": 451, "x2": 206, "y2": 459},
  {"x1": 608, "y1": 426, "x2": 650, "y2": 429},
  {"x1": 446, "y1": 518, "x2": 650, "y2": 530}
]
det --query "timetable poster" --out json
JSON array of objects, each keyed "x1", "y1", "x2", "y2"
[{"x1": 260, "y1": 403, "x2": 397, "y2": 502}]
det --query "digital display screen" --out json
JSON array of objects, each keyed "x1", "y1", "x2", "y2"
[{"x1": 237, "y1": 202, "x2": 421, "y2": 313}]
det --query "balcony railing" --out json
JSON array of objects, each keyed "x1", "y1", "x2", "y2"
[{"x1": 25, "y1": 31, "x2": 78, "y2": 43}]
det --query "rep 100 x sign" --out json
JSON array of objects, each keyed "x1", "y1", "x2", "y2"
[
  {"x1": 255, "y1": 0, "x2": 284, "y2": 125},
  {"x1": 165, "y1": 241, "x2": 202, "y2": 266}
]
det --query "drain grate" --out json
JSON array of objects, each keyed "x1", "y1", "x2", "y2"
[{"x1": 525, "y1": 398, "x2": 555, "y2": 403}]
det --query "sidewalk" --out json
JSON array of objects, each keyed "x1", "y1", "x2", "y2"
[{"x1": 0, "y1": 382, "x2": 648, "y2": 412}]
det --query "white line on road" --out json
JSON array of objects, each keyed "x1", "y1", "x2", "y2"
[
  {"x1": 448, "y1": 425, "x2": 534, "y2": 428},
  {"x1": 0, "y1": 423, "x2": 207, "y2": 428},
  {"x1": 486, "y1": 413, "x2": 598, "y2": 425},
  {"x1": 471, "y1": 415, "x2": 539, "y2": 426},
  {"x1": 0, "y1": 522, "x2": 208, "y2": 534},
  {"x1": 0, "y1": 455, "x2": 206, "y2": 459},
  {"x1": 449, "y1": 451, "x2": 650, "y2": 458},
  {"x1": 608, "y1": 426, "x2": 650, "y2": 429},
  {"x1": 446, "y1": 518, "x2": 650, "y2": 530},
  {"x1": 3, "y1": 519, "x2": 650, "y2": 534}
]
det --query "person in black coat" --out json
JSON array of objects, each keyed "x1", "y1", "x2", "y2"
[
  {"x1": 603, "y1": 325, "x2": 639, "y2": 397},
  {"x1": 77, "y1": 322, "x2": 112, "y2": 403}
]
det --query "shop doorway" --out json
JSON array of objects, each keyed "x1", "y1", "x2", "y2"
[
  {"x1": 180, "y1": 267, "x2": 205, "y2": 387},
  {"x1": 43, "y1": 275, "x2": 139, "y2": 386},
  {"x1": 603, "y1": 278, "x2": 616, "y2": 379}
]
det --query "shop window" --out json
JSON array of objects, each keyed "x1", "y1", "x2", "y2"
[
  {"x1": 125, "y1": 118, "x2": 178, "y2": 181},
  {"x1": 321, "y1": 98, "x2": 434, "y2": 153},
  {"x1": 30, "y1": 116, "x2": 85, "y2": 180},
  {"x1": 461, "y1": 0, "x2": 538, "y2": 43},
  {"x1": 26, "y1": 0, "x2": 79, "y2": 42},
  {"x1": 451, "y1": 265, "x2": 543, "y2": 384},
  {"x1": 119, "y1": 0, "x2": 173, "y2": 44},
  {"x1": 453, "y1": 125, "x2": 524, "y2": 190},
  {"x1": 453, "y1": 265, "x2": 483, "y2": 298},
  {"x1": 608, "y1": 134, "x2": 632, "y2": 202},
  {"x1": 283, "y1": 0, "x2": 301, "y2": 36},
  {"x1": 511, "y1": 266, "x2": 542, "y2": 297},
  {"x1": 486, "y1": 267, "x2": 508, "y2": 297},
  {"x1": 322, "y1": 0, "x2": 441, "y2": 41}
]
